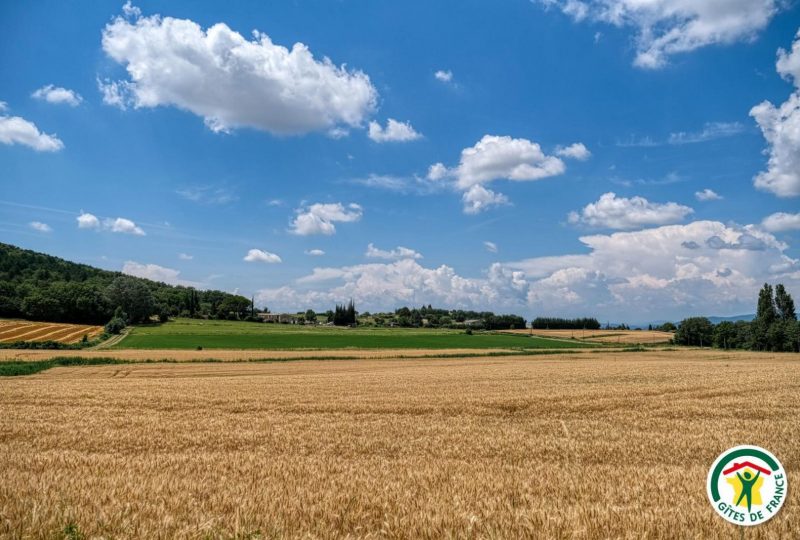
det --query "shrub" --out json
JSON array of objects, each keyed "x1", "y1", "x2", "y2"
[{"x1": 104, "y1": 317, "x2": 126, "y2": 335}]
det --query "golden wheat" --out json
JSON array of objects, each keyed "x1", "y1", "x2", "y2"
[
  {"x1": 501, "y1": 328, "x2": 674, "y2": 344},
  {"x1": 0, "y1": 351, "x2": 797, "y2": 539},
  {"x1": 0, "y1": 320, "x2": 103, "y2": 344}
]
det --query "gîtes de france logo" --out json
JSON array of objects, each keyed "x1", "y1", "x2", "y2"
[{"x1": 707, "y1": 445, "x2": 788, "y2": 526}]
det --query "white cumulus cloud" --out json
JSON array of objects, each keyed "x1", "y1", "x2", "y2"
[
  {"x1": 568, "y1": 192, "x2": 693, "y2": 229},
  {"x1": 462, "y1": 185, "x2": 510, "y2": 215},
  {"x1": 105, "y1": 217, "x2": 145, "y2": 236},
  {"x1": 122, "y1": 261, "x2": 200, "y2": 286},
  {"x1": 29, "y1": 221, "x2": 52, "y2": 233},
  {"x1": 365, "y1": 243, "x2": 422, "y2": 260},
  {"x1": 76, "y1": 212, "x2": 100, "y2": 229},
  {"x1": 244, "y1": 248, "x2": 282, "y2": 264},
  {"x1": 100, "y1": 5, "x2": 377, "y2": 135},
  {"x1": 255, "y1": 220, "x2": 799, "y2": 321},
  {"x1": 290, "y1": 202, "x2": 363, "y2": 236},
  {"x1": 556, "y1": 142, "x2": 591, "y2": 160},
  {"x1": 257, "y1": 258, "x2": 530, "y2": 313},
  {"x1": 762, "y1": 212, "x2": 800, "y2": 232},
  {"x1": 305, "y1": 249, "x2": 325, "y2": 256},
  {"x1": 76, "y1": 212, "x2": 145, "y2": 235},
  {"x1": 434, "y1": 70, "x2": 453, "y2": 83},
  {"x1": 695, "y1": 188, "x2": 722, "y2": 201},
  {"x1": 0, "y1": 108, "x2": 64, "y2": 152},
  {"x1": 427, "y1": 162, "x2": 449, "y2": 181},
  {"x1": 31, "y1": 85, "x2": 83, "y2": 107},
  {"x1": 538, "y1": 0, "x2": 782, "y2": 69},
  {"x1": 751, "y1": 29, "x2": 800, "y2": 198},
  {"x1": 367, "y1": 118, "x2": 422, "y2": 142},
  {"x1": 451, "y1": 135, "x2": 567, "y2": 189}
]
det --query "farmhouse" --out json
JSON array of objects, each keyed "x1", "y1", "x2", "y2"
[{"x1": 257, "y1": 313, "x2": 301, "y2": 324}]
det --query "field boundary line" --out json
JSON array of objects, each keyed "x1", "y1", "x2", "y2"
[{"x1": 89, "y1": 328, "x2": 129, "y2": 350}]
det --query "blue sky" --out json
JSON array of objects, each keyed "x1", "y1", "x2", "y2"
[{"x1": 1, "y1": 0, "x2": 799, "y2": 322}]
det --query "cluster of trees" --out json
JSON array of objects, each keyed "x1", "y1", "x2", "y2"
[
  {"x1": 530, "y1": 317, "x2": 601, "y2": 330},
  {"x1": 675, "y1": 284, "x2": 798, "y2": 352},
  {"x1": 0, "y1": 243, "x2": 256, "y2": 325},
  {"x1": 331, "y1": 301, "x2": 357, "y2": 326},
  {"x1": 357, "y1": 305, "x2": 525, "y2": 330},
  {"x1": 648, "y1": 322, "x2": 677, "y2": 332}
]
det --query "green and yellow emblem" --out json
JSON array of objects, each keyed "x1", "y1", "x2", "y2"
[{"x1": 707, "y1": 445, "x2": 787, "y2": 526}]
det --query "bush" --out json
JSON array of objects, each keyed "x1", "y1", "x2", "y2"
[
  {"x1": 104, "y1": 317, "x2": 126, "y2": 335},
  {"x1": 465, "y1": 328, "x2": 473, "y2": 335},
  {"x1": 0, "y1": 340, "x2": 75, "y2": 350}
]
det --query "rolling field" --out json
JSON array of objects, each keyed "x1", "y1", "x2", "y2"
[
  {"x1": 116, "y1": 318, "x2": 589, "y2": 350},
  {"x1": 0, "y1": 350, "x2": 797, "y2": 538},
  {"x1": 502, "y1": 328, "x2": 674, "y2": 344},
  {"x1": 0, "y1": 319, "x2": 103, "y2": 344}
]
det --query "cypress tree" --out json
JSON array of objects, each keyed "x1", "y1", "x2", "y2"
[
  {"x1": 775, "y1": 284, "x2": 797, "y2": 321},
  {"x1": 756, "y1": 283, "x2": 777, "y2": 325}
]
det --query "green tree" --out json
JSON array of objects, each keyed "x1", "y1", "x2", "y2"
[
  {"x1": 105, "y1": 276, "x2": 155, "y2": 324},
  {"x1": 305, "y1": 309, "x2": 317, "y2": 323},
  {"x1": 713, "y1": 321, "x2": 736, "y2": 349},
  {"x1": 674, "y1": 317, "x2": 714, "y2": 347},
  {"x1": 218, "y1": 295, "x2": 251, "y2": 320},
  {"x1": 756, "y1": 283, "x2": 777, "y2": 325},
  {"x1": 775, "y1": 284, "x2": 797, "y2": 321},
  {"x1": 784, "y1": 320, "x2": 800, "y2": 352}
]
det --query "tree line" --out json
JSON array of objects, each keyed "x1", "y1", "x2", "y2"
[
  {"x1": 530, "y1": 317, "x2": 601, "y2": 330},
  {"x1": 674, "y1": 284, "x2": 798, "y2": 352},
  {"x1": 0, "y1": 242, "x2": 256, "y2": 325},
  {"x1": 352, "y1": 305, "x2": 526, "y2": 330}
]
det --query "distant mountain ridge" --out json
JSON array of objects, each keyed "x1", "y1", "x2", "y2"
[
  {"x1": 630, "y1": 314, "x2": 755, "y2": 329},
  {"x1": 706, "y1": 314, "x2": 756, "y2": 324}
]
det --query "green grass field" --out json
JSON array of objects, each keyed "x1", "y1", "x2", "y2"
[{"x1": 116, "y1": 318, "x2": 592, "y2": 350}]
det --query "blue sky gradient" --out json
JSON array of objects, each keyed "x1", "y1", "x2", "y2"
[{"x1": 2, "y1": 1, "x2": 799, "y2": 322}]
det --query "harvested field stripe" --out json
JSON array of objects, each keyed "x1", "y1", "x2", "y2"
[
  {"x1": 0, "y1": 350, "x2": 584, "y2": 376},
  {"x1": 62, "y1": 327, "x2": 103, "y2": 344},
  {"x1": 0, "y1": 325, "x2": 63, "y2": 342},
  {"x1": 0, "y1": 321, "x2": 104, "y2": 344},
  {"x1": 0, "y1": 324, "x2": 35, "y2": 337},
  {"x1": 27, "y1": 327, "x2": 84, "y2": 342},
  {"x1": 0, "y1": 324, "x2": 33, "y2": 339}
]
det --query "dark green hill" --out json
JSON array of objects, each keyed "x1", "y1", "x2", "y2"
[{"x1": 0, "y1": 242, "x2": 251, "y2": 324}]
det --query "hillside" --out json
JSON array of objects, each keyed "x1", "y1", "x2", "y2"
[{"x1": 0, "y1": 242, "x2": 250, "y2": 325}]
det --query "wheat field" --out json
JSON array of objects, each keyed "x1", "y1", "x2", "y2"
[
  {"x1": 0, "y1": 320, "x2": 103, "y2": 344},
  {"x1": 502, "y1": 328, "x2": 675, "y2": 344},
  {"x1": 0, "y1": 351, "x2": 798, "y2": 539}
]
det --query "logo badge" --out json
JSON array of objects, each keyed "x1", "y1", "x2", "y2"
[{"x1": 707, "y1": 445, "x2": 788, "y2": 526}]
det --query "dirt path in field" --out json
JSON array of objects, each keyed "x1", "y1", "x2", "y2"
[
  {"x1": 0, "y1": 347, "x2": 556, "y2": 362},
  {"x1": 2, "y1": 346, "x2": 793, "y2": 364},
  {"x1": 500, "y1": 328, "x2": 674, "y2": 343},
  {"x1": 88, "y1": 328, "x2": 130, "y2": 350}
]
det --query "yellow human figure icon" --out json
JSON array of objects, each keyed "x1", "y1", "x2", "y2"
[{"x1": 726, "y1": 468, "x2": 764, "y2": 511}]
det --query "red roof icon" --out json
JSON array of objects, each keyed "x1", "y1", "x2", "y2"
[{"x1": 723, "y1": 461, "x2": 772, "y2": 476}]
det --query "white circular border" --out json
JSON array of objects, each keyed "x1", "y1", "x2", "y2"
[{"x1": 706, "y1": 444, "x2": 787, "y2": 527}]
